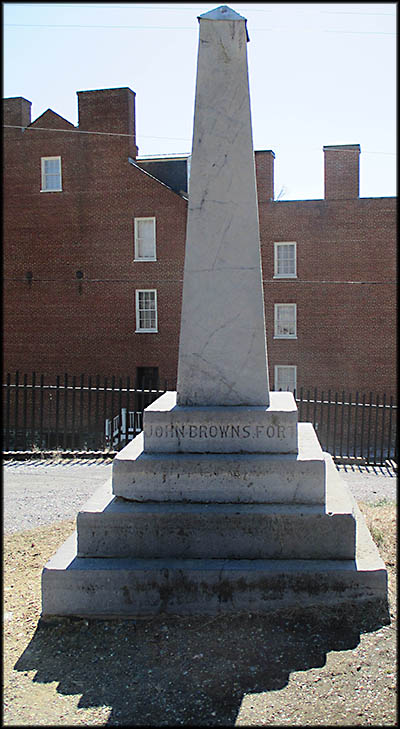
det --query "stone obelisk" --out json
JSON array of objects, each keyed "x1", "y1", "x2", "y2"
[
  {"x1": 41, "y1": 5, "x2": 387, "y2": 622},
  {"x1": 177, "y1": 5, "x2": 269, "y2": 407}
]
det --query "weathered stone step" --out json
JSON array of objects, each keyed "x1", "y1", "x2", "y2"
[
  {"x1": 113, "y1": 423, "x2": 324, "y2": 504},
  {"x1": 77, "y1": 461, "x2": 356, "y2": 560},
  {"x1": 41, "y1": 501, "x2": 387, "y2": 618}
]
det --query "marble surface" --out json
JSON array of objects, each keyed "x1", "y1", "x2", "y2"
[
  {"x1": 142, "y1": 391, "x2": 298, "y2": 454},
  {"x1": 176, "y1": 10, "x2": 269, "y2": 407}
]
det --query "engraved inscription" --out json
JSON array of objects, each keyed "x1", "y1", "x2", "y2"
[{"x1": 145, "y1": 423, "x2": 295, "y2": 440}]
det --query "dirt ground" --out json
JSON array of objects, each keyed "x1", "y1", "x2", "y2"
[{"x1": 3, "y1": 500, "x2": 397, "y2": 726}]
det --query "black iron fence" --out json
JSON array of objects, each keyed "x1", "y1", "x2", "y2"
[
  {"x1": 294, "y1": 388, "x2": 397, "y2": 467},
  {"x1": 3, "y1": 372, "x2": 165, "y2": 453},
  {"x1": 2, "y1": 372, "x2": 397, "y2": 466}
]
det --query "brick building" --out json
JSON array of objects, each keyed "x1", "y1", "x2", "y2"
[{"x1": 3, "y1": 87, "x2": 397, "y2": 397}]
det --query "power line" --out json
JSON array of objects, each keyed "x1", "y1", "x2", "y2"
[
  {"x1": 3, "y1": 126, "x2": 396, "y2": 158},
  {"x1": 3, "y1": 125, "x2": 396, "y2": 157},
  {"x1": 4, "y1": 23, "x2": 396, "y2": 35},
  {"x1": 7, "y1": 3, "x2": 396, "y2": 14},
  {"x1": 3, "y1": 124, "x2": 191, "y2": 142}
]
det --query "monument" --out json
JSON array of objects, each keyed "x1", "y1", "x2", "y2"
[{"x1": 42, "y1": 6, "x2": 387, "y2": 619}]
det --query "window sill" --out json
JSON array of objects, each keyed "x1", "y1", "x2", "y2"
[
  {"x1": 273, "y1": 274, "x2": 297, "y2": 279},
  {"x1": 273, "y1": 336, "x2": 297, "y2": 340},
  {"x1": 40, "y1": 189, "x2": 63, "y2": 193},
  {"x1": 134, "y1": 258, "x2": 157, "y2": 262},
  {"x1": 135, "y1": 329, "x2": 158, "y2": 334}
]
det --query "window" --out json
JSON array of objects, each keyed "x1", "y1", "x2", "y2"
[
  {"x1": 274, "y1": 242, "x2": 296, "y2": 278},
  {"x1": 135, "y1": 289, "x2": 157, "y2": 332},
  {"x1": 275, "y1": 365, "x2": 297, "y2": 393},
  {"x1": 134, "y1": 217, "x2": 156, "y2": 260},
  {"x1": 274, "y1": 303, "x2": 297, "y2": 338},
  {"x1": 41, "y1": 156, "x2": 62, "y2": 191}
]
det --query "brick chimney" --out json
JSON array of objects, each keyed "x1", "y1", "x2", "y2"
[
  {"x1": 323, "y1": 144, "x2": 360, "y2": 200},
  {"x1": 77, "y1": 87, "x2": 138, "y2": 157},
  {"x1": 3, "y1": 97, "x2": 32, "y2": 133},
  {"x1": 255, "y1": 150, "x2": 275, "y2": 202}
]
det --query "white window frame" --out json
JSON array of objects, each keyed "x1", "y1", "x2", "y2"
[
  {"x1": 274, "y1": 365, "x2": 297, "y2": 393},
  {"x1": 135, "y1": 289, "x2": 158, "y2": 333},
  {"x1": 134, "y1": 217, "x2": 156, "y2": 261},
  {"x1": 41, "y1": 156, "x2": 62, "y2": 192},
  {"x1": 274, "y1": 242, "x2": 297, "y2": 279},
  {"x1": 274, "y1": 303, "x2": 297, "y2": 339}
]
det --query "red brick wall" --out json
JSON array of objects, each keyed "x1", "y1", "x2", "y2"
[
  {"x1": 323, "y1": 145, "x2": 360, "y2": 200},
  {"x1": 3, "y1": 90, "x2": 186, "y2": 387},
  {"x1": 3, "y1": 92, "x2": 397, "y2": 398},
  {"x1": 259, "y1": 197, "x2": 397, "y2": 397}
]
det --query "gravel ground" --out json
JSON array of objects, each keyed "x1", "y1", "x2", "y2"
[
  {"x1": 3, "y1": 458, "x2": 396, "y2": 535},
  {"x1": 3, "y1": 457, "x2": 397, "y2": 726},
  {"x1": 3, "y1": 459, "x2": 113, "y2": 534}
]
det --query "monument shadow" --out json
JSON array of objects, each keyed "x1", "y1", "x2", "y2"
[{"x1": 15, "y1": 606, "x2": 387, "y2": 725}]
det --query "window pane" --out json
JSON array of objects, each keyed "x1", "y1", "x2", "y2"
[
  {"x1": 137, "y1": 290, "x2": 157, "y2": 330},
  {"x1": 136, "y1": 219, "x2": 155, "y2": 259},
  {"x1": 44, "y1": 159, "x2": 60, "y2": 174},
  {"x1": 275, "y1": 304, "x2": 296, "y2": 336},
  {"x1": 276, "y1": 366, "x2": 296, "y2": 392},
  {"x1": 277, "y1": 244, "x2": 295, "y2": 275},
  {"x1": 45, "y1": 174, "x2": 61, "y2": 190},
  {"x1": 42, "y1": 158, "x2": 61, "y2": 190}
]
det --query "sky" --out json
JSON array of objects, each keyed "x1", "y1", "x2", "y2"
[{"x1": 3, "y1": 2, "x2": 397, "y2": 200}]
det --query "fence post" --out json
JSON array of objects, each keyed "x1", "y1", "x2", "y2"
[
  {"x1": 39, "y1": 374, "x2": 44, "y2": 450},
  {"x1": 333, "y1": 392, "x2": 338, "y2": 458},
  {"x1": 373, "y1": 393, "x2": 380, "y2": 465},
  {"x1": 22, "y1": 373, "x2": 28, "y2": 450},
  {"x1": 110, "y1": 376, "x2": 115, "y2": 447},
  {"x1": 79, "y1": 374, "x2": 85, "y2": 450},
  {"x1": 5, "y1": 372, "x2": 11, "y2": 451},
  {"x1": 102, "y1": 376, "x2": 108, "y2": 450},
  {"x1": 126, "y1": 375, "x2": 131, "y2": 443},
  {"x1": 14, "y1": 371, "x2": 19, "y2": 451},
  {"x1": 55, "y1": 375, "x2": 60, "y2": 450},
  {"x1": 360, "y1": 392, "x2": 366, "y2": 460},
  {"x1": 31, "y1": 372, "x2": 36, "y2": 450},
  {"x1": 299, "y1": 387, "x2": 303, "y2": 422},
  {"x1": 346, "y1": 391, "x2": 352, "y2": 459},
  {"x1": 353, "y1": 391, "x2": 359, "y2": 459},
  {"x1": 306, "y1": 390, "x2": 310, "y2": 422},
  {"x1": 63, "y1": 373, "x2": 68, "y2": 450},
  {"x1": 117, "y1": 377, "x2": 123, "y2": 449},
  {"x1": 379, "y1": 393, "x2": 386, "y2": 466},
  {"x1": 95, "y1": 375, "x2": 100, "y2": 451},
  {"x1": 319, "y1": 390, "x2": 324, "y2": 449},
  {"x1": 71, "y1": 375, "x2": 76, "y2": 450},
  {"x1": 326, "y1": 389, "x2": 331, "y2": 454},
  {"x1": 386, "y1": 395, "x2": 393, "y2": 462},
  {"x1": 87, "y1": 375, "x2": 92, "y2": 451}
]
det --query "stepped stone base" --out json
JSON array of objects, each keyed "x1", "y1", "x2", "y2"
[
  {"x1": 42, "y1": 502, "x2": 386, "y2": 618},
  {"x1": 113, "y1": 423, "x2": 325, "y2": 504},
  {"x1": 41, "y1": 455, "x2": 387, "y2": 618},
  {"x1": 78, "y1": 461, "x2": 355, "y2": 560}
]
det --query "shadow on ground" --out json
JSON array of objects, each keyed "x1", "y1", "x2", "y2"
[{"x1": 15, "y1": 603, "x2": 388, "y2": 726}]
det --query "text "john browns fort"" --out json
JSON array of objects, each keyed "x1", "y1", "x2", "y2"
[{"x1": 144, "y1": 423, "x2": 296, "y2": 440}]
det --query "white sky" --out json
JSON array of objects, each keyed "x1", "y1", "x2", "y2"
[{"x1": 3, "y1": 2, "x2": 397, "y2": 200}]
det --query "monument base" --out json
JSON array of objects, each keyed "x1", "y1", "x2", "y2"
[
  {"x1": 41, "y1": 455, "x2": 387, "y2": 619},
  {"x1": 112, "y1": 423, "x2": 325, "y2": 504},
  {"x1": 143, "y1": 391, "x2": 298, "y2": 454}
]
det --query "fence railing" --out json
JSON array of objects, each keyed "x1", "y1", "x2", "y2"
[
  {"x1": 2, "y1": 373, "x2": 397, "y2": 466},
  {"x1": 294, "y1": 388, "x2": 397, "y2": 467},
  {"x1": 2, "y1": 372, "x2": 165, "y2": 453}
]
